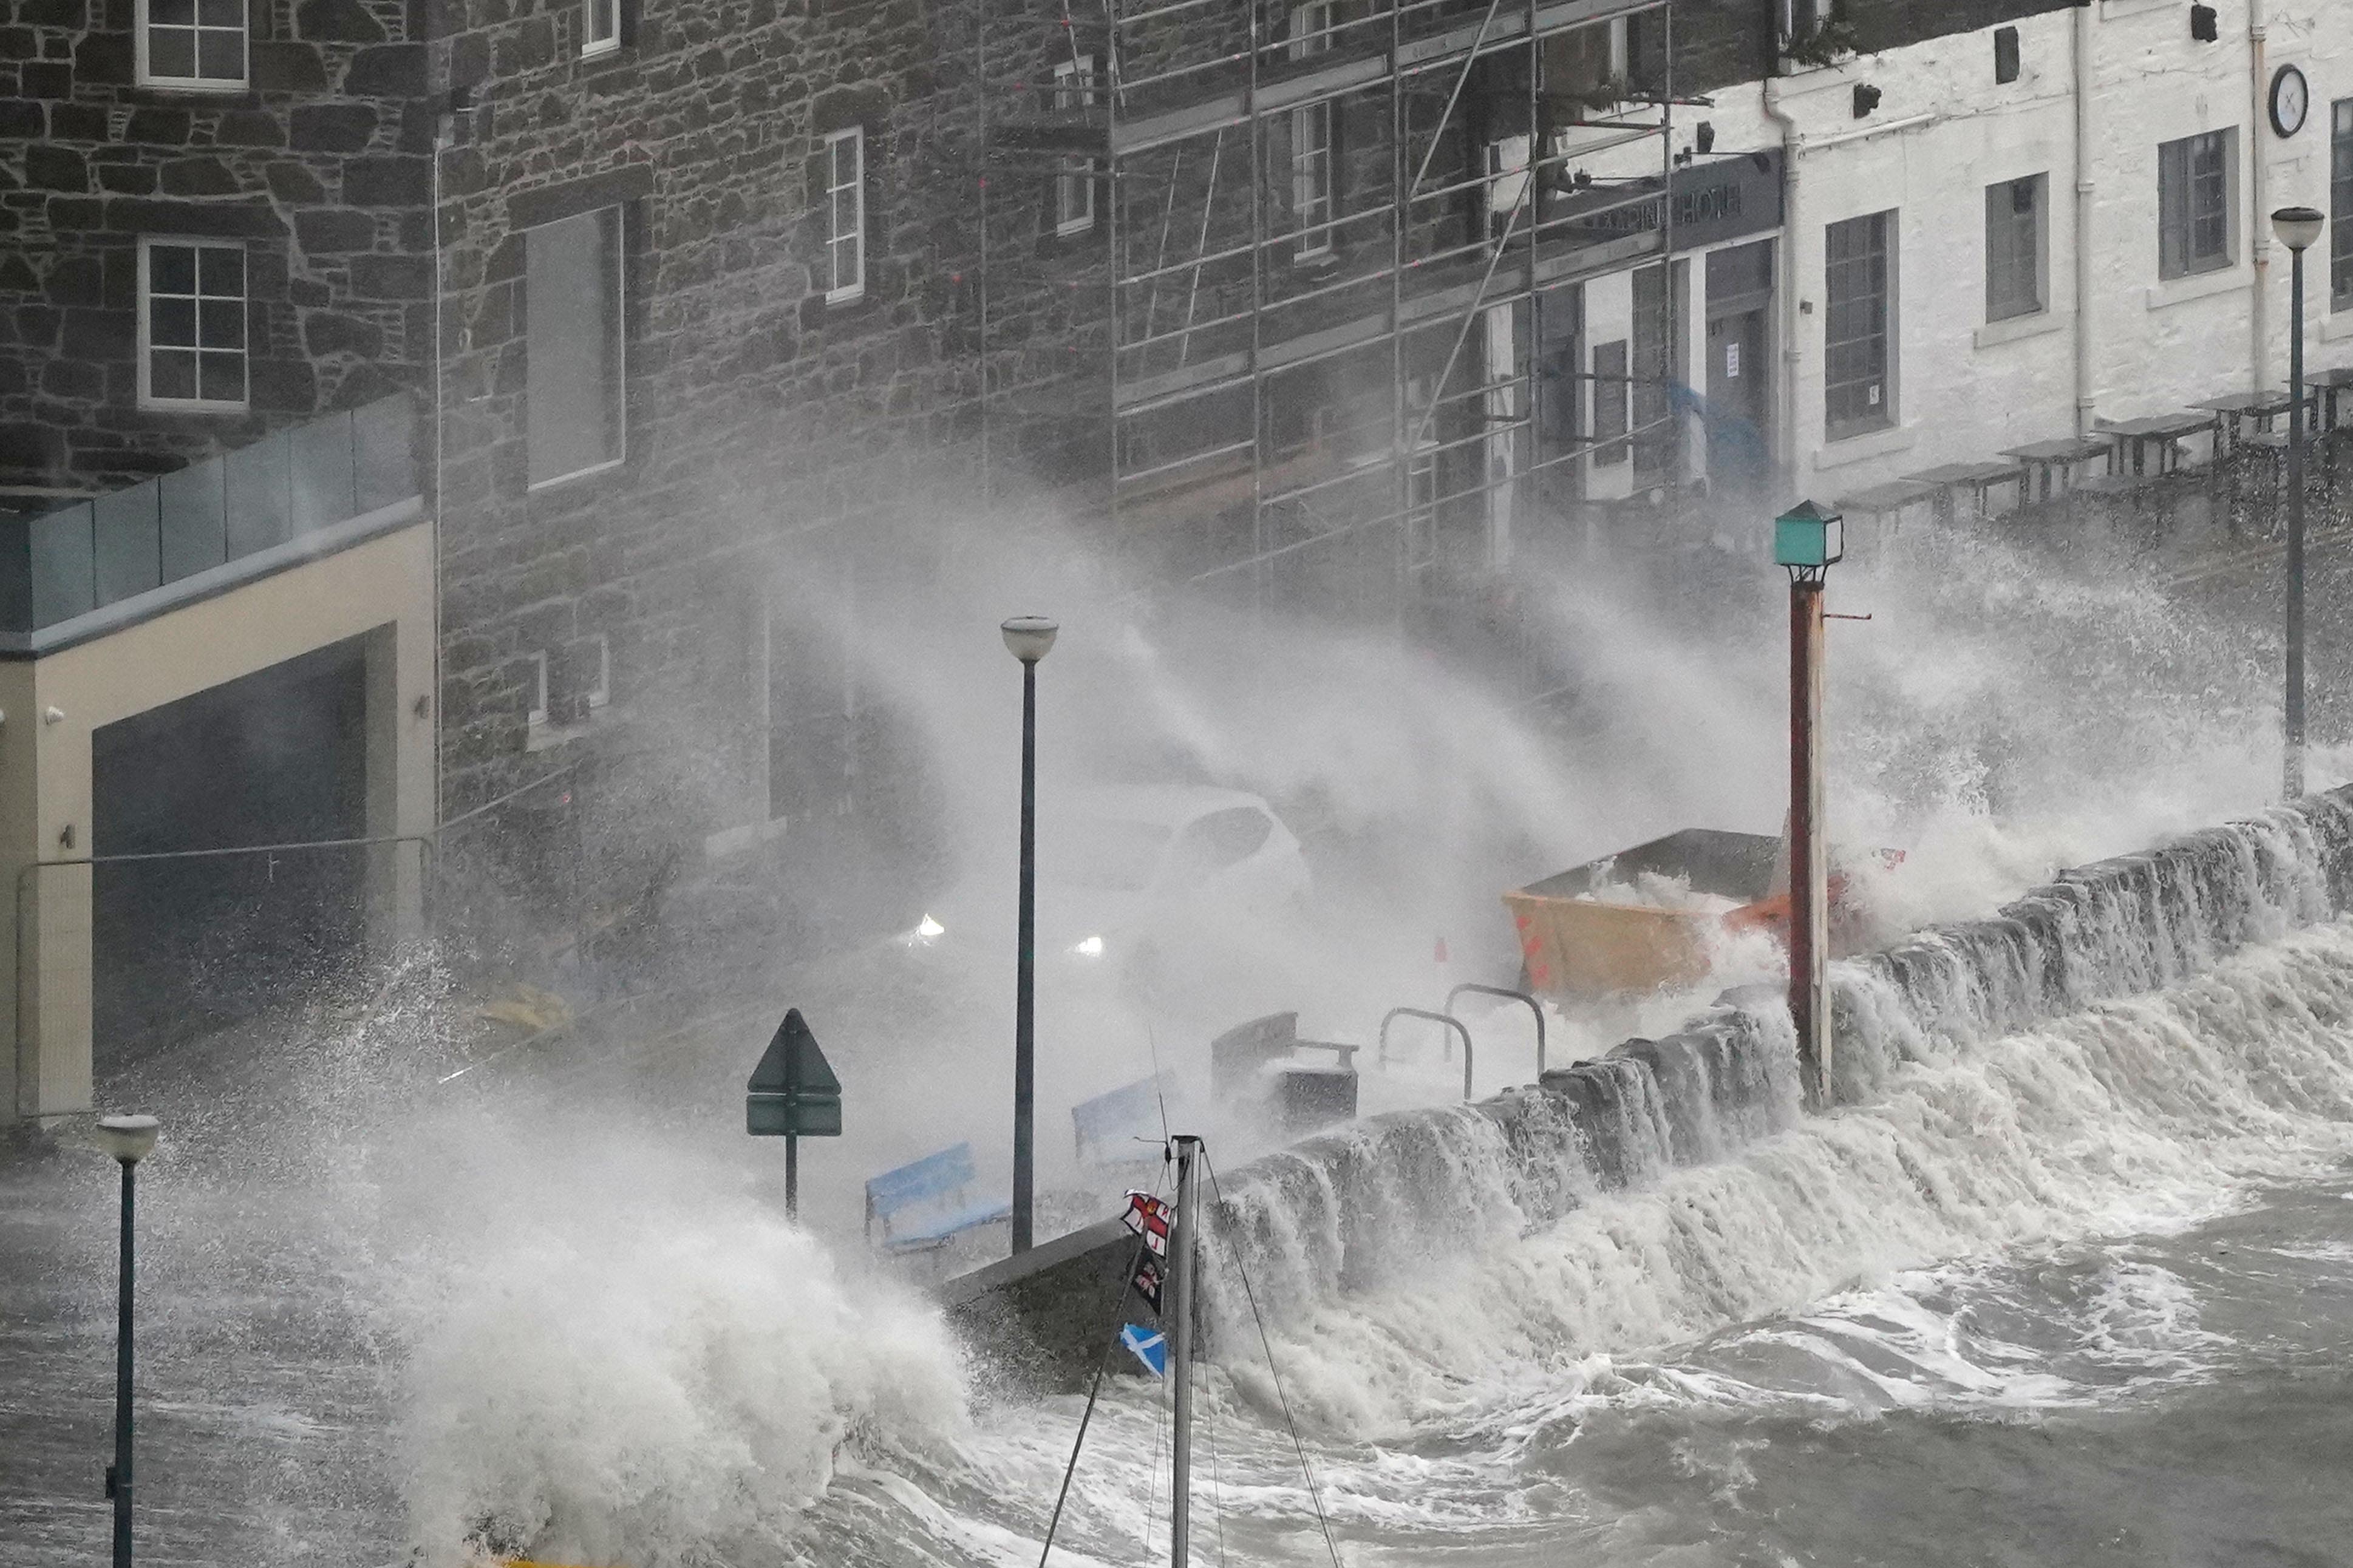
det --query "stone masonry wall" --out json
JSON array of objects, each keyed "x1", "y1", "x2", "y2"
[{"x1": 0, "y1": 0, "x2": 432, "y2": 499}]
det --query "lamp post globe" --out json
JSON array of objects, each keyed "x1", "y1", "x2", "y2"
[
  {"x1": 95, "y1": 1115, "x2": 159, "y2": 1166},
  {"x1": 1001, "y1": 615, "x2": 1058, "y2": 664},
  {"x1": 2272, "y1": 205, "x2": 2326, "y2": 253}
]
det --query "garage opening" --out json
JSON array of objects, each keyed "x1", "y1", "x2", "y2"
[{"x1": 91, "y1": 633, "x2": 372, "y2": 1071}]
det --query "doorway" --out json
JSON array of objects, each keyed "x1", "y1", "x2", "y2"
[{"x1": 1704, "y1": 239, "x2": 1776, "y2": 493}]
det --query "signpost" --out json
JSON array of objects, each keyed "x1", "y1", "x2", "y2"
[{"x1": 746, "y1": 1008, "x2": 842, "y2": 1217}]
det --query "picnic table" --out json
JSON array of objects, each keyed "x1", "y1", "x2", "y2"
[
  {"x1": 1833, "y1": 477, "x2": 1942, "y2": 531},
  {"x1": 2001, "y1": 436, "x2": 2113, "y2": 501},
  {"x1": 2193, "y1": 390, "x2": 2295, "y2": 455},
  {"x1": 2096, "y1": 411, "x2": 2216, "y2": 475},
  {"x1": 1902, "y1": 460, "x2": 2028, "y2": 522},
  {"x1": 2299, "y1": 365, "x2": 2353, "y2": 432}
]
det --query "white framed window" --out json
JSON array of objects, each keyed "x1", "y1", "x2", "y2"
[
  {"x1": 138, "y1": 239, "x2": 247, "y2": 410},
  {"x1": 582, "y1": 0, "x2": 618, "y2": 56},
  {"x1": 1984, "y1": 173, "x2": 2046, "y2": 322},
  {"x1": 1405, "y1": 443, "x2": 1438, "y2": 572},
  {"x1": 1054, "y1": 56, "x2": 1097, "y2": 236},
  {"x1": 585, "y1": 634, "x2": 611, "y2": 710},
  {"x1": 526, "y1": 652, "x2": 550, "y2": 728},
  {"x1": 1290, "y1": 2, "x2": 1334, "y2": 260},
  {"x1": 825, "y1": 127, "x2": 866, "y2": 303},
  {"x1": 135, "y1": 0, "x2": 247, "y2": 90},
  {"x1": 2157, "y1": 128, "x2": 2236, "y2": 280},
  {"x1": 525, "y1": 206, "x2": 625, "y2": 488}
]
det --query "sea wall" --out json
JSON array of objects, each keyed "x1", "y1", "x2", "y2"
[{"x1": 949, "y1": 787, "x2": 2353, "y2": 1389}]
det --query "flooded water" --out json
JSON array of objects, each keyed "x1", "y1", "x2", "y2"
[{"x1": 9, "y1": 844, "x2": 2353, "y2": 1568}]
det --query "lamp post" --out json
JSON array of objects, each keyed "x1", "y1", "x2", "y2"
[
  {"x1": 1001, "y1": 615, "x2": 1057, "y2": 1254},
  {"x1": 94, "y1": 1113, "x2": 158, "y2": 1568},
  {"x1": 2273, "y1": 205, "x2": 2325, "y2": 802},
  {"x1": 1774, "y1": 503, "x2": 1842, "y2": 1111}
]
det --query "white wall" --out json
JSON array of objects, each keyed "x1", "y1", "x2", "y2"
[{"x1": 1570, "y1": 0, "x2": 2353, "y2": 500}]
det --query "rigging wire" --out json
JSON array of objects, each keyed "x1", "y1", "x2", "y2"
[
  {"x1": 1038, "y1": 1150, "x2": 1173, "y2": 1568},
  {"x1": 1206, "y1": 1388, "x2": 1231, "y2": 1568},
  {"x1": 1204, "y1": 1148, "x2": 1347, "y2": 1568}
]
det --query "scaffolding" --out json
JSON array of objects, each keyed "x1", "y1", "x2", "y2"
[{"x1": 978, "y1": 0, "x2": 1684, "y2": 617}]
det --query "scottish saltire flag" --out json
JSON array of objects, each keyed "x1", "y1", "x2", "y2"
[{"x1": 1120, "y1": 1323, "x2": 1168, "y2": 1377}]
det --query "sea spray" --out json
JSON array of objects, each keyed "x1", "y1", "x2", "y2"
[
  {"x1": 1187, "y1": 789, "x2": 2353, "y2": 1433},
  {"x1": 398, "y1": 1184, "x2": 966, "y2": 1567}
]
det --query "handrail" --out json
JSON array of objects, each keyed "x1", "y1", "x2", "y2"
[
  {"x1": 1379, "y1": 1005, "x2": 1473, "y2": 1101},
  {"x1": 1445, "y1": 982, "x2": 1546, "y2": 1076}
]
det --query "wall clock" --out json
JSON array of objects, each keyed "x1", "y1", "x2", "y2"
[{"x1": 2271, "y1": 63, "x2": 2309, "y2": 139}]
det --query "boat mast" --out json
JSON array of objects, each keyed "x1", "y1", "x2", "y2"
[{"x1": 1168, "y1": 1133, "x2": 1201, "y2": 1567}]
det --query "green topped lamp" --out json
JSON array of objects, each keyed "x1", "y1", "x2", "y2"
[{"x1": 1774, "y1": 500, "x2": 1840, "y2": 1109}]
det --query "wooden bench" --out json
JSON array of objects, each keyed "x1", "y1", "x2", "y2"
[{"x1": 863, "y1": 1142, "x2": 1010, "y2": 1252}]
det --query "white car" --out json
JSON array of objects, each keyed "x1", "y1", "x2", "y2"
[{"x1": 911, "y1": 784, "x2": 1310, "y2": 990}]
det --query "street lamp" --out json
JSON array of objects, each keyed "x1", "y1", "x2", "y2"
[
  {"x1": 94, "y1": 1113, "x2": 158, "y2": 1568},
  {"x1": 2273, "y1": 205, "x2": 2325, "y2": 801},
  {"x1": 1774, "y1": 502, "x2": 1841, "y2": 1110},
  {"x1": 1001, "y1": 615, "x2": 1057, "y2": 1254}
]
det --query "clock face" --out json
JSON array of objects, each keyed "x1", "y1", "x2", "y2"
[{"x1": 2272, "y1": 64, "x2": 2309, "y2": 138}]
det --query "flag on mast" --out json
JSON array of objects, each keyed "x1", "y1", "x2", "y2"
[
  {"x1": 1120, "y1": 1323, "x2": 1168, "y2": 1377},
  {"x1": 1122, "y1": 1190, "x2": 1173, "y2": 1257}
]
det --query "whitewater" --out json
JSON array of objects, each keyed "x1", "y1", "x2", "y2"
[{"x1": 366, "y1": 795, "x2": 2353, "y2": 1568}]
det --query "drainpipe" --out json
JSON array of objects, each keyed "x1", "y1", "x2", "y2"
[
  {"x1": 2072, "y1": 0, "x2": 2097, "y2": 436},
  {"x1": 2249, "y1": 0, "x2": 2272, "y2": 395},
  {"x1": 1763, "y1": 10, "x2": 1801, "y2": 477}
]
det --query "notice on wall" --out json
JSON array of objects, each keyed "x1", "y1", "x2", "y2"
[{"x1": 1726, "y1": 342, "x2": 1740, "y2": 379}]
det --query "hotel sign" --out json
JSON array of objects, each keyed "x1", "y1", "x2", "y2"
[{"x1": 1553, "y1": 146, "x2": 1785, "y2": 253}]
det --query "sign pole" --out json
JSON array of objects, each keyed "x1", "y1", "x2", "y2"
[
  {"x1": 747, "y1": 1008, "x2": 842, "y2": 1217},
  {"x1": 786, "y1": 1133, "x2": 799, "y2": 1220}
]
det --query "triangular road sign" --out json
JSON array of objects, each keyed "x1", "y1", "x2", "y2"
[{"x1": 747, "y1": 1008, "x2": 842, "y2": 1136}]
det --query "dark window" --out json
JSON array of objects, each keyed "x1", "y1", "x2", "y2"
[
  {"x1": 138, "y1": 0, "x2": 245, "y2": 87},
  {"x1": 1994, "y1": 27, "x2": 2020, "y2": 85},
  {"x1": 2158, "y1": 129, "x2": 2235, "y2": 279},
  {"x1": 526, "y1": 206, "x2": 625, "y2": 486},
  {"x1": 1985, "y1": 175, "x2": 2045, "y2": 322},
  {"x1": 1175, "y1": 807, "x2": 1275, "y2": 873},
  {"x1": 2333, "y1": 100, "x2": 2353, "y2": 310},
  {"x1": 140, "y1": 240, "x2": 246, "y2": 409},
  {"x1": 1593, "y1": 339, "x2": 1629, "y2": 467},
  {"x1": 1825, "y1": 210, "x2": 1894, "y2": 440}
]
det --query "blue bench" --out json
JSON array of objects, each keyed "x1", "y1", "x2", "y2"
[
  {"x1": 1072, "y1": 1076, "x2": 1166, "y2": 1164},
  {"x1": 864, "y1": 1142, "x2": 1010, "y2": 1252}
]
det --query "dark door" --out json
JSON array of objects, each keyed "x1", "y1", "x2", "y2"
[{"x1": 1704, "y1": 307, "x2": 1770, "y2": 490}]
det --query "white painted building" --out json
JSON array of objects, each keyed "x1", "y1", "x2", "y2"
[{"x1": 1550, "y1": 0, "x2": 2352, "y2": 512}]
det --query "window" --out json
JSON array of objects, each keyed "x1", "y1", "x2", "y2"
[
  {"x1": 582, "y1": 0, "x2": 618, "y2": 56},
  {"x1": 1993, "y1": 27, "x2": 2020, "y2": 85},
  {"x1": 584, "y1": 635, "x2": 611, "y2": 710},
  {"x1": 1984, "y1": 174, "x2": 2045, "y2": 322},
  {"x1": 824, "y1": 127, "x2": 866, "y2": 302},
  {"x1": 1825, "y1": 209, "x2": 1895, "y2": 439},
  {"x1": 1054, "y1": 56, "x2": 1096, "y2": 236},
  {"x1": 2333, "y1": 100, "x2": 2353, "y2": 310},
  {"x1": 1405, "y1": 444, "x2": 1437, "y2": 571},
  {"x1": 525, "y1": 206, "x2": 625, "y2": 487},
  {"x1": 1173, "y1": 808, "x2": 1275, "y2": 874},
  {"x1": 526, "y1": 653, "x2": 550, "y2": 728},
  {"x1": 139, "y1": 239, "x2": 247, "y2": 410},
  {"x1": 1593, "y1": 339, "x2": 1629, "y2": 467},
  {"x1": 1290, "y1": 2, "x2": 1333, "y2": 260},
  {"x1": 1547, "y1": 18, "x2": 1628, "y2": 113},
  {"x1": 137, "y1": 0, "x2": 245, "y2": 89},
  {"x1": 2157, "y1": 128, "x2": 2235, "y2": 279}
]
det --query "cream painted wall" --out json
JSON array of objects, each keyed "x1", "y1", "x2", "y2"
[{"x1": 5, "y1": 520, "x2": 436, "y2": 1120}]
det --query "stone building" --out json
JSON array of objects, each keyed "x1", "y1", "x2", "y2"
[{"x1": 7, "y1": 0, "x2": 2353, "y2": 1118}]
